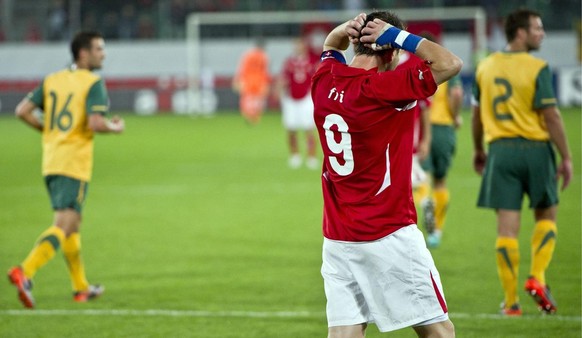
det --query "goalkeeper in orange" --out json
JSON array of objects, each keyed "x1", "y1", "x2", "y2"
[{"x1": 232, "y1": 38, "x2": 270, "y2": 125}]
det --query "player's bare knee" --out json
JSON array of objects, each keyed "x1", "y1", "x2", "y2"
[
  {"x1": 433, "y1": 320, "x2": 455, "y2": 338},
  {"x1": 442, "y1": 320, "x2": 455, "y2": 338},
  {"x1": 327, "y1": 324, "x2": 367, "y2": 338},
  {"x1": 414, "y1": 320, "x2": 454, "y2": 338}
]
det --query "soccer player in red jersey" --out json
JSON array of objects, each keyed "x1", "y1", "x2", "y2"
[
  {"x1": 311, "y1": 11, "x2": 462, "y2": 338},
  {"x1": 277, "y1": 38, "x2": 318, "y2": 169}
]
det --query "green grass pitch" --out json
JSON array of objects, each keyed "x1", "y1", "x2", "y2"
[{"x1": 0, "y1": 108, "x2": 580, "y2": 337}]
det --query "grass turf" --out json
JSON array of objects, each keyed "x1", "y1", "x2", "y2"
[{"x1": 0, "y1": 108, "x2": 580, "y2": 337}]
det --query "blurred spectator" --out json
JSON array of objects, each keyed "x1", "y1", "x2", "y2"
[
  {"x1": 343, "y1": 0, "x2": 366, "y2": 10},
  {"x1": 25, "y1": 19, "x2": 42, "y2": 43},
  {"x1": 0, "y1": 0, "x2": 578, "y2": 42},
  {"x1": 118, "y1": 4, "x2": 138, "y2": 40},
  {"x1": 193, "y1": 0, "x2": 219, "y2": 11},
  {"x1": 169, "y1": 0, "x2": 187, "y2": 38},
  {"x1": 220, "y1": 0, "x2": 237, "y2": 10},
  {"x1": 314, "y1": 0, "x2": 339, "y2": 10},
  {"x1": 81, "y1": 12, "x2": 98, "y2": 32},
  {"x1": 137, "y1": 0, "x2": 155, "y2": 8},
  {"x1": 47, "y1": 0, "x2": 68, "y2": 41},
  {"x1": 102, "y1": 11, "x2": 119, "y2": 39},
  {"x1": 137, "y1": 14, "x2": 156, "y2": 39}
]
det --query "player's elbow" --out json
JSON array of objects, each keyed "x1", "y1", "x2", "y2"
[
  {"x1": 15, "y1": 106, "x2": 25, "y2": 119},
  {"x1": 432, "y1": 55, "x2": 462, "y2": 85},
  {"x1": 444, "y1": 55, "x2": 463, "y2": 79},
  {"x1": 15, "y1": 100, "x2": 32, "y2": 119}
]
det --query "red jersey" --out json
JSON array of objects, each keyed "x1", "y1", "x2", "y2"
[
  {"x1": 281, "y1": 54, "x2": 316, "y2": 99},
  {"x1": 312, "y1": 52, "x2": 437, "y2": 241}
]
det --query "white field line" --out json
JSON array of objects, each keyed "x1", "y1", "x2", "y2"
[{"x1": 0, "y1": 309, "x2": 580, "y2": 322}]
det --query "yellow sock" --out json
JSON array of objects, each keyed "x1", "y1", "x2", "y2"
[
  {"x1": 21, "y1": 226, "x2": 65, "y2": 278},
  {"x1": 413, "y1": 181, "x2": 431, "y2": 206},
  {"x1": 530, "y1": 220, "x2": 557, "y2": 285},
  {"x1": 433, "y1": 188, "x2": 450, "y2": 231},
  {"x1": 62, "y1": 232, "x2": 89, "y2": 292},
  {"x1": 496, "y1": 237, "x2": 520, "y2": 307}
]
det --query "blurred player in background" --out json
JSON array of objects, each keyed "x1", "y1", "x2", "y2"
[
  {"x1": 419, "y1": 33, "x2": 464, "y2": 248},
  {"x1": 411, "y1": 98, "x2": 432, "y2": 202},
  {"x1": 472, "y1": 8, "x2": 572, "y2": 316},
  {"x1": 232, "y1": 38, "x2": 270, "y2": 125},
  {"x1": 8, "y1": 31, "x2": 125, "y2": 309},
  {"x1": 396, "y1": 49, "x2": 433, "y2": 235},
  {"x1": 313, "y1": 11, "x2": 462, "y2": 337},
  {"x1": 277, "y1": 38, "x2": 318, "y2": 169}
]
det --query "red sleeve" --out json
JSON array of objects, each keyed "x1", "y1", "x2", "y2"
[
  {"x1": 418, "y1": 97, "x2": 432, "y2": 109},
  {"x1": 367, "y1": 62, "x2": 437, "y2": 104},
  {"x1": 312, "y1": 57, "x2": 335, "y2": 81}
]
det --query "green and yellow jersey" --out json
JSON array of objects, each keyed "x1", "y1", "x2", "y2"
[
  {"x1": 473, "y1": 51, "x2": 557, "y2": 143},
  {"x1": 429, "y1": 75, "x2": 462, "y2": 126},
  {"x1": 28, "y1": 67, "x2": 109, "y2": 182}
]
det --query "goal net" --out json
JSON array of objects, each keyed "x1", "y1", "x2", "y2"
[{"x1": 185, "y1": 7, "x2": 486, "y2": 114}]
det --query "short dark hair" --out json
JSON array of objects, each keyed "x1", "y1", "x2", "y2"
[
  {"x1": 71, "y1": 31, "x2": 103, "y2": 61},
  {"x1": 504, "y1": 8, "x2": 541, "y2": 42},
  {"x1": 355, "y1": 11, "x2": 405, "y2": 56}
]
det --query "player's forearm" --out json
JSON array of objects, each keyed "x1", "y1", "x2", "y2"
[
  {"x1": 471, "y1": 106, "x2": 484, "y2": 152},
  {"x1": 89, "y1": 120, "x2": 111, "y2": 133},
  {"x1": 543, "y1": 107, "x2": 571, "y2": 161},
  {"x1": 323, "y1": 21, "x2": 351, "y2": 52},
  {"x1": 448, "y1": 87, "x2": 463, "y2": 118},
  {"x1": 89, "y1": 114, "x2": 124, "y2": 134},
  {"x1": 15, "y1": 99, "x2": 43, "y2": 132},
  {"x1": 415, "y1": 40, "x2": 463, "y2": 85}
]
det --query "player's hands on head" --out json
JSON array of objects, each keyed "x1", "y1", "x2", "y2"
[
  {"x1": 346, "y1": 13, "x2": 367, "y2": 44},
  {"x1": 360, "y1": 19, "x2": 393, "y2": 51}
]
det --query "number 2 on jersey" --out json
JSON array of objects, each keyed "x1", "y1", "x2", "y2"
[
  {"x1": 48, "y1": 91, "x2": 73, "y2": 131},
  {"x1": 492, "y1": 77, "x2": 513, "y2": 121},
  {"x1": 323, "y1": 114, "x2": 354, "y2": 176}
]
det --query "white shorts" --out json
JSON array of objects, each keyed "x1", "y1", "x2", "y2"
[
  {"x1": 281, "y1": 94, "x2": 314, "y2": 131},
  {"x1": 321, "y1": 225, "x2": 449, "y2": 332}
]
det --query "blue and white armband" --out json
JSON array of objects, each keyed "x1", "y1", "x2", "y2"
[{"x1": 373, "y1": 25, "x2": 424, "y2": 53}]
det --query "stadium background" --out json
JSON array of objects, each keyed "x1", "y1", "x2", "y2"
[
  {"x1": 0, "y1": 0, "x2": 580, "y2": 113},
  {"x1": 0, "y1": 1, "x2": 580, "y2": 337}
]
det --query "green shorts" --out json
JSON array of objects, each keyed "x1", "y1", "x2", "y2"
[
  {"x1": 422, "y1": 124, "x2": 456, "y2": 179},
  {"x1": 477, "y1": 138, "x2": 558, "y2": 210},
  {"x1": 44, "y1": 175, "x2": 88, "y2": 213}
]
